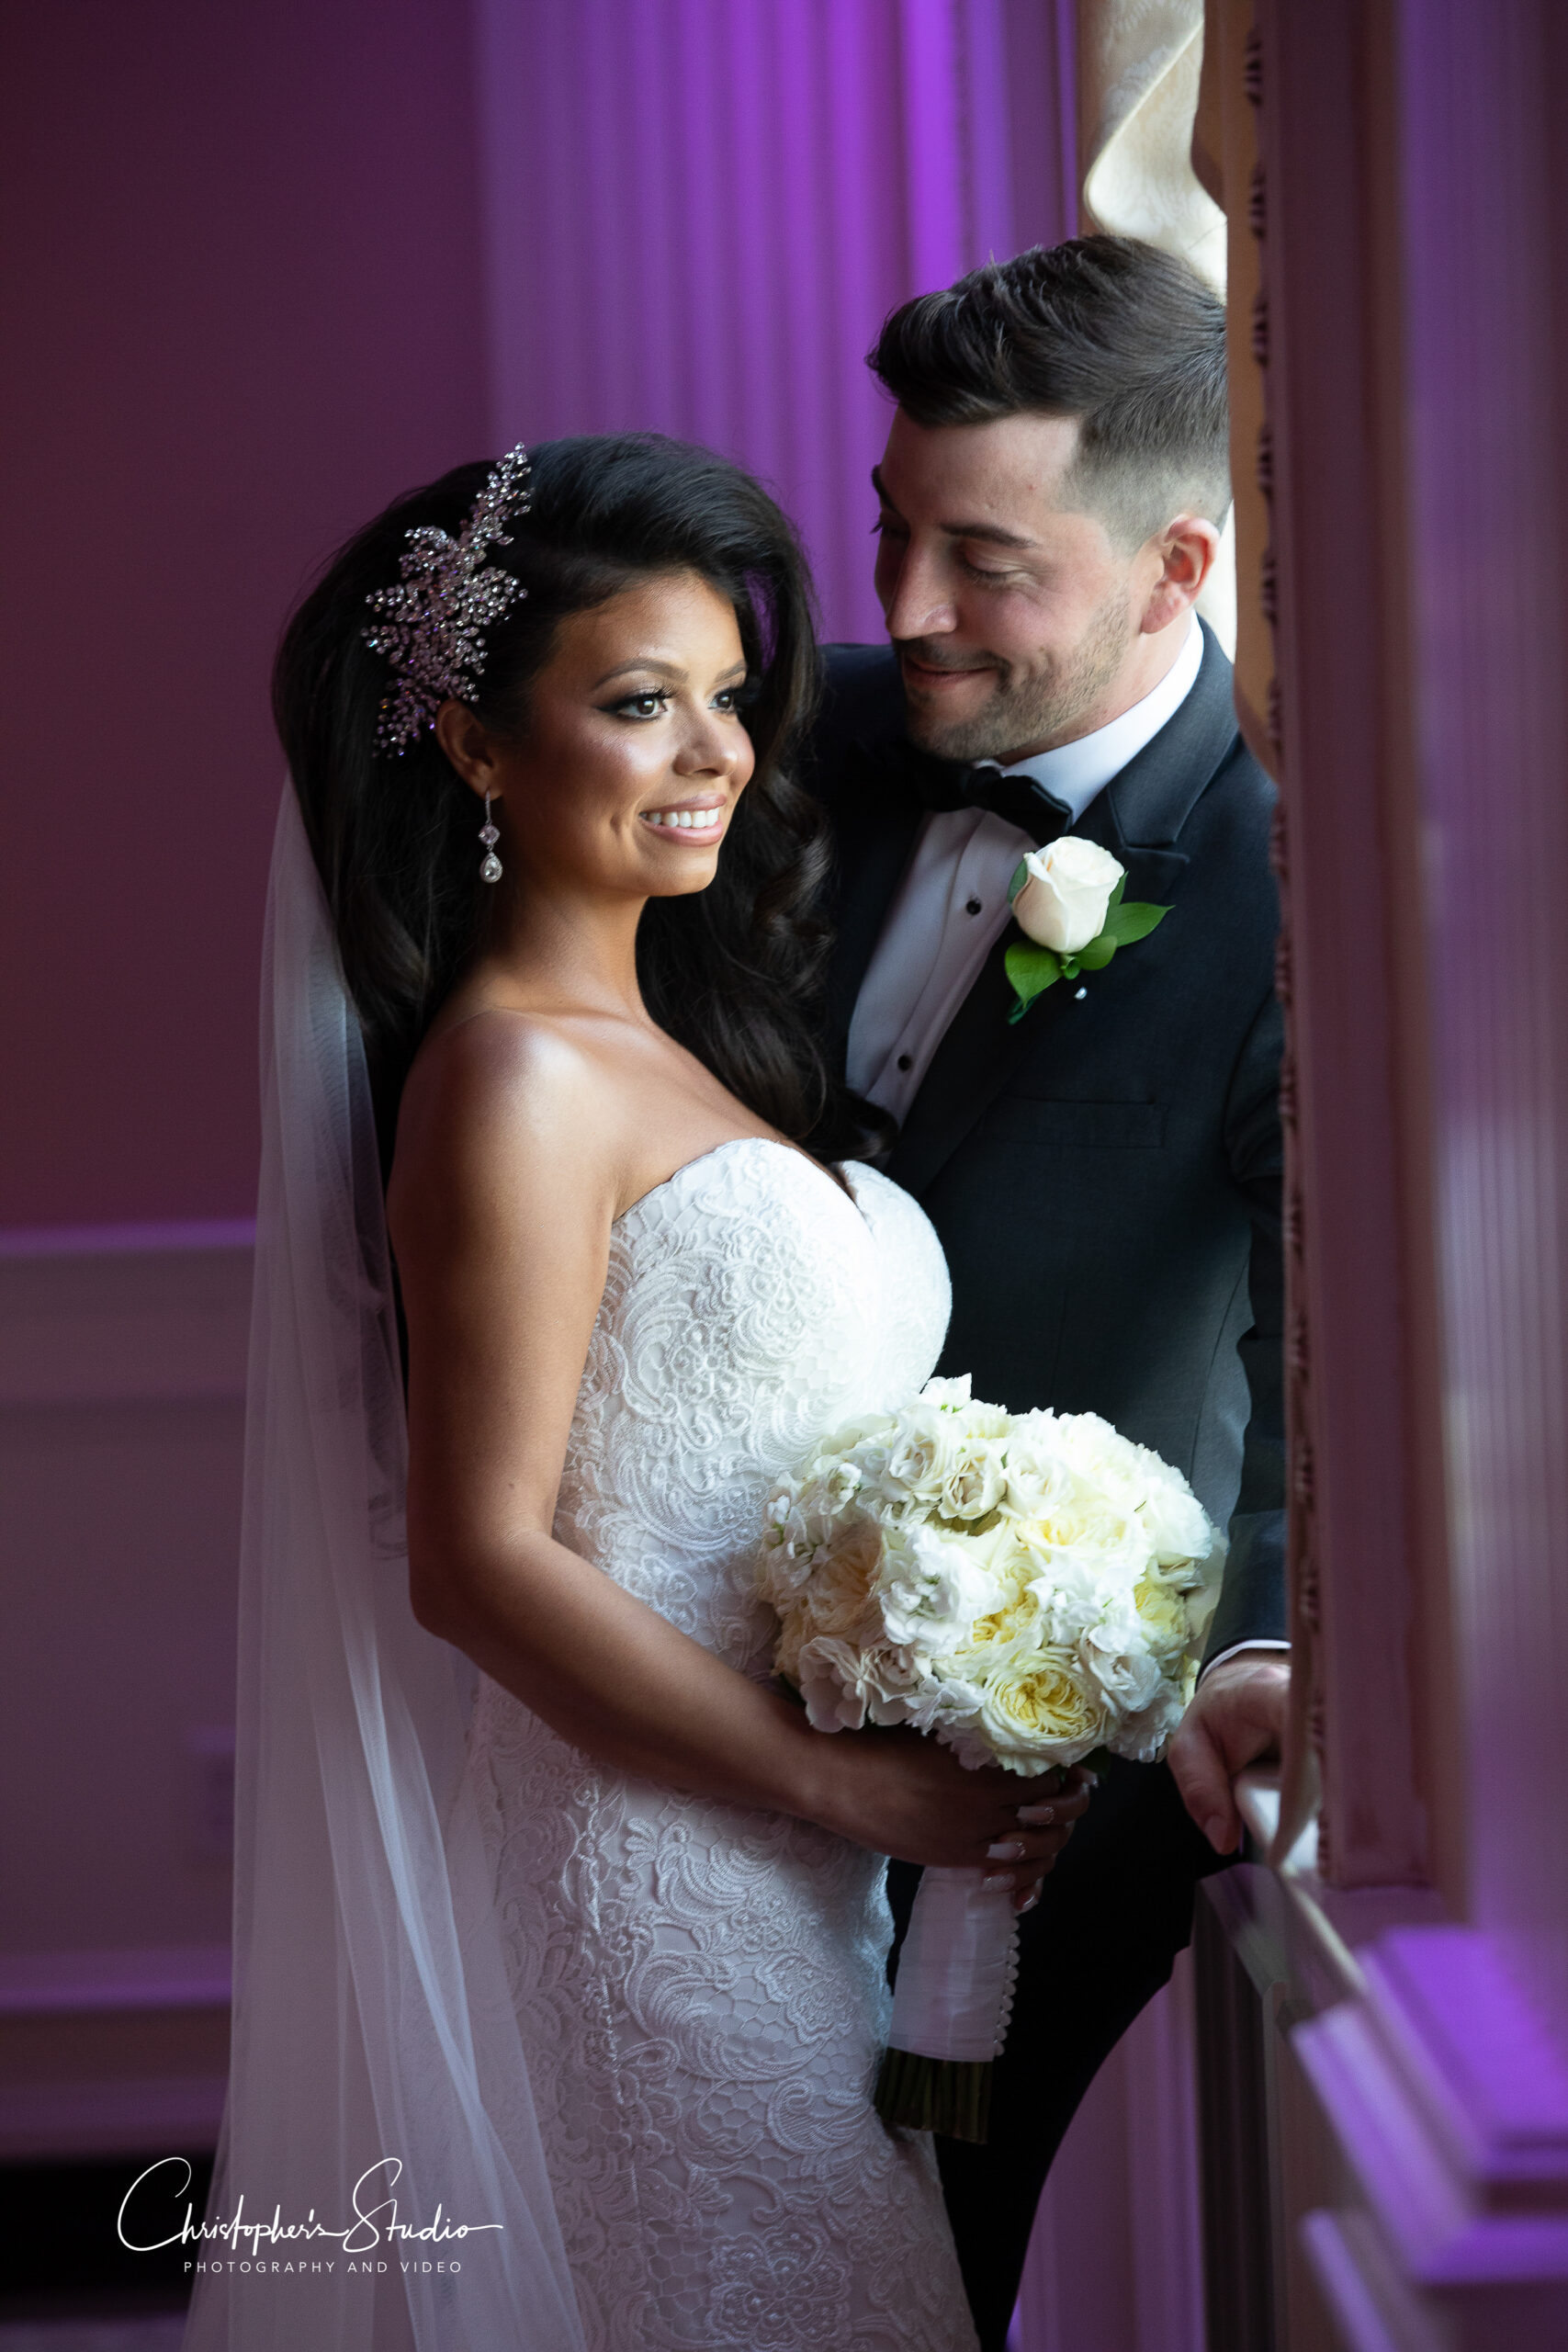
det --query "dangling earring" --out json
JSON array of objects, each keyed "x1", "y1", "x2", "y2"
[{"x1": 479, "y1": 791, "x2": 502, "y2": 884}]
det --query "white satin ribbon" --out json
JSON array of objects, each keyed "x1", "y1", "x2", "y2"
[{"x1": 888, "y1": 1866, "x2": 1021, "y2": 2064}]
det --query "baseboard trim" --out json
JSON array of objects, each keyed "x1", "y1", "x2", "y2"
[
  {"x1": 0, "y1": 2075, "x2": 226, "y2": 2161},
  {"x1": 0, "y1": 1950, "x2": 231, "y2": 2020}
]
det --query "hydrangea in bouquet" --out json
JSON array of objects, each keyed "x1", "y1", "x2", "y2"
[{"x1": 757, "y1": 1376, "x2": 1223, "y2": 2142}]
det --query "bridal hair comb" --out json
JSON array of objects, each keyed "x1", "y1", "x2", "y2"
[{"x1": 362, "y1": 445, "x2": 533, "y2": 752}]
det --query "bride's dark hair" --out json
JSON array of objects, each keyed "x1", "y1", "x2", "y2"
[{"x1": 276, "y1": 433, "x2": 872, "y2": 1166}]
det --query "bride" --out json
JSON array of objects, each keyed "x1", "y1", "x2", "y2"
[{"x1": 185, "y1": 435, "x2": 1083, "y2": 2351}]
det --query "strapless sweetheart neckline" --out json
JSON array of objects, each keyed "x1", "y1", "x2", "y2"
[{"x1": 615, "y1": 1132, "x2": 865, "y2": 1229}]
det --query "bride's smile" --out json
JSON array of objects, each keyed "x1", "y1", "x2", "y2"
[{"x1": 637, "y1": 797, "x2": 728, "y2": 840}]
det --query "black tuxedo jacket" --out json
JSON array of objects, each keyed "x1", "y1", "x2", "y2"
[{"x1": 807, "y1": 628, "x2": 1286, "y2": 1658}]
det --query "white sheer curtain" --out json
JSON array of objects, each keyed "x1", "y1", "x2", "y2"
[
  {"x1": 1076, "y1": 0, "x2": 1235, "y2": 659},
  {"x1": 184, "y1": 789, "x2": 585, "y2": 2352}
]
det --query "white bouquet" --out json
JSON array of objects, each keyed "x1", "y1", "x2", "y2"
[{"x1": 757, "y1": 1375, "x2": 1223, "y2": 2140}]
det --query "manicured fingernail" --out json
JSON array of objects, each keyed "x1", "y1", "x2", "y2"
[
  {"x1": 987, "y1": 1839, "x2": 1025, "y2": 1860},
  {"x1": 983, "y1": 1871, "x2": 1014, "y2": 1889},
  {"x1": 1017, "y1": 1804, "x2": 1055, "y2": 1826},
  {"x1": 1204, "y1": 1816, "x2": 1232, "y2": 1852},
  {"x1": 1082, "y1": 1770, "x2": 1100, "y2": 1787},
  {"x1": 1016, "y1": 1891, "x2": 1040, "y2": 1914}
]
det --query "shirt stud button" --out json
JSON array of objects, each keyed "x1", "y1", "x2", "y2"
[
  {"x1": 897, "y1": 1053, "x2": 914, "y2": 1071},
  {"x1": 965, "y1": 897, "x2": 983, "y2": 915}
]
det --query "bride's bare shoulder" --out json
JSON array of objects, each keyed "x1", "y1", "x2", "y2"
[{"x1": 389, "y1": 1006, "x2": 627, "y2": 1240}]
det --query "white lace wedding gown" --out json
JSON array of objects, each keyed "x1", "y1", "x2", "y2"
[{"x1": 462, "y1": 1137, "x2": 978, "y2": 2351}]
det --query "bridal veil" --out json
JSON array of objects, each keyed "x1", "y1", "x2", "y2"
[{"x1": 183, "y1": 788, "x2": 586, "y2": 2350}]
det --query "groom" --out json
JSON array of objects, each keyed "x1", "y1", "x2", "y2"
[{"x1": 807, "y1": 235, "x2": 1289, "y2": 2346}]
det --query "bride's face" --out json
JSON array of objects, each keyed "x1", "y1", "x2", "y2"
[{"x1": 444, "y1": 569, "x2": 756, "y2": 902}]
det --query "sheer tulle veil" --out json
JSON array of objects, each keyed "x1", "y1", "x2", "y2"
[{"x1": 184, "y1": 787, "x2": 586, "y2": 2350}]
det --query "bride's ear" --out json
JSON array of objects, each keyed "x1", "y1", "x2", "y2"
[{"x1": 434, "y1": 700, "x2": 503, "y2": 799}]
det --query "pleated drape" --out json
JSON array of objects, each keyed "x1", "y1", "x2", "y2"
[{"x1": 474, "y1": 0, "x2": 1075, "y2": 639}]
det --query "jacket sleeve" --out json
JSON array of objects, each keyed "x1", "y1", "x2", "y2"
[{"x1": 1201, "y1": 984, "x2": 1288, "y2": 1663}]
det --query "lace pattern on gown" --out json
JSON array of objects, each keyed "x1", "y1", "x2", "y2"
[{"x1": 463, "y1": 1140, "x2": 977, "y2": 2350}]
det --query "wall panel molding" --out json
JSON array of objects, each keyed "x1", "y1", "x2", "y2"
[
  {"x1": 0, "y1": 1223, "x2": 254, "y2": 1408},
  {"x1": 1, "y1": 1227, "x2": 243, "y2": 2155}
]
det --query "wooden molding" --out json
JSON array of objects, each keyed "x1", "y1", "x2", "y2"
[{"x1": 1295, "y1": 1928, "x2": 1568, "y2": 2347}]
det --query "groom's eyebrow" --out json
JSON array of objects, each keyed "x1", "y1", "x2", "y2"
[{"x1": 870, "y1": 466, "x2": 1038, "y2": 551}]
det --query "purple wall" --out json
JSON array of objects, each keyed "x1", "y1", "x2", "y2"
[
  {"x1": 0, "y1": 1, "x2": 489, "y2": 1227},
  {"x1": 2, "y1": 0, "x2": 1072, "y2": 1228}
]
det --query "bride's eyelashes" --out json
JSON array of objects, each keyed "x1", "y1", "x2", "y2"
[{"x1": 600, "y1": 683, "x2": 754, "y2": 722}]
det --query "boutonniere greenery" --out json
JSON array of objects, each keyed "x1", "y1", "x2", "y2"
[{"x1": 1004, "y1": 840, "x2": 1170, "y2": 1023}]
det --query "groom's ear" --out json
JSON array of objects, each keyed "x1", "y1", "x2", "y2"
[
  {"x1": 434, "y1": 700, "x2": 503, "y2": 797},
  {"x1": 1136, "y1": 514, "x2": 1222, "y2": 637}
]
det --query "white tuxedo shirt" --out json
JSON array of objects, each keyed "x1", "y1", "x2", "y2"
[{"x1": 846, "y1": 618, "x2": 1203, "y2": 1125}]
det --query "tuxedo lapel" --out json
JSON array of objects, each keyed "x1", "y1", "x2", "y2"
[{"x1": 885, "y1": 628, "x2": 1237, "y2": 1199}]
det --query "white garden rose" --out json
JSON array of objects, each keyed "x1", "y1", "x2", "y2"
[
  {"x1": 1124, "y1": 1453, "x2": 1214, "y2": 1569},
  {"x1": 796, "y1": 1634, "x2": 919, "y2": 1732},
  {"x1": 999, "y1": 1435, "x2": 1076, "y2": 1521},
  {"x1": 938, "y1": 1436, "x2": 1009, "y2": 1522},
  {"x1": 879, "y1": 1522, "x2": 1001, "y2": 1649},
  {"x1": 794, "y1": 1515, "x2": 883, "y2": 1643},
  {"x1": 1012, "y1": 837, "x2": 1124, "y2": 956},
  {"x1": 1041, "y1": 1412, "x2": 1150, "y2": 1510},
  {"x1": 1077, "y1": 1613, "x2": 1166, "y2": 1714},
  {"x1": 970, "y1": 1655, "x2": 1109, "y2": 1770},
  {"x1": 884, "y1": 1406, "x2": 970, "y2": 1505}
]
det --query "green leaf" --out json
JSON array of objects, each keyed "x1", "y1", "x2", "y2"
[
  {"x1": 1005, "y1": 940, "x2": 1062, "y2": 994},
  {"x1": 1107, "y1": 874, "x2": 1127, "y2": 910},
  {"x1": 1008, "y1": 859, "x2": 1031, "y2": 906},
  {"x1": 1075, "y1": 934, "x2": 1118, "y2": 969},
  {"x1": 1099, "y1": 899, "x2": 1170, "y2": 946},
  {"x1": 1004, "y1": 938, "x2": 1062, "y2": 1023}
]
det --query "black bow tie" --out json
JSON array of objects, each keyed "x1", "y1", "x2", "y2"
[{"x1": 901, "y1": 746, "x2": 1073, "y2": 846}]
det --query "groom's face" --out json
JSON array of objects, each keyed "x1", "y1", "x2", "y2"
[{"x1": 873, "y1": 408, "x2": 1159, "y2": 765}]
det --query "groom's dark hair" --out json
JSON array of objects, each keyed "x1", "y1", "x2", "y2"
[{"x1": 871, "y1": 234, "x2": 1230, "y2": 551}]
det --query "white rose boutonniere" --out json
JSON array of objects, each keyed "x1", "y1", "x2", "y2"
[{"x1": 1005, "y1": 838, "x2": 1170, "y2": 1023}]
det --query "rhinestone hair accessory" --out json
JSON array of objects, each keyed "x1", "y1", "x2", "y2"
[{"x1": 362, "y1": 445, "x2": 533, "y2": 753}]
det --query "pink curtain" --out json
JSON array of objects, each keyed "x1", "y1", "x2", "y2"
[{"x1": 475, "y1": 0, "x2": 1076, "y2": 639}]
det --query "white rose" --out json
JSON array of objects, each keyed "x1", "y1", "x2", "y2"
[
  {"x1": 885, "y1": 1407, "x2": 969, "y2": 1505},
  {"x1": 796, "y1": 1515, "x2": 884, "y2": 1643},
  {"x1": 938, "y1": 1437, "x2": 1009, "y2": 1522},
  {"x1": 795, "y1": 1634, "x2": 919, "y2": 1733},
  {"x1": 968, "y1": 1655, "x2": 1110, "y2": 1770},
  {"x1": 879, "y1": 1523, "x2": 1001, "y2": 1648},
  {"x1": 1012, "y1": 838, "x2": 1124, "y2": 956},
  {"x1": 1077, "y1": 1615, "x2": 1166, "y2": 1715},
  {"x1": 1000, "y1": 1445, "x2": 1074, "y2": 1521}
]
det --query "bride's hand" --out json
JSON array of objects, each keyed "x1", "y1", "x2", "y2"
[{"x1": 813, "y1": 1730, "x2": 1094, "y2": 1909}]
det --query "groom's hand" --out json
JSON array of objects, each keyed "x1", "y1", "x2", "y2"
[{"x1": 1168, "y1": 1653, "x2": 1290, "y2": 1855}]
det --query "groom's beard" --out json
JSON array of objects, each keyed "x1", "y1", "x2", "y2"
[{"x1": 897, "y1": 589, "x2": 1134, "y2": 766}]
